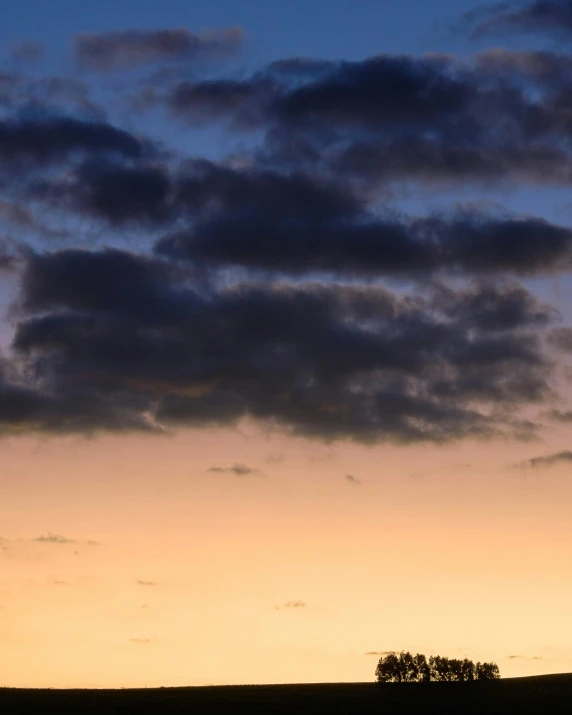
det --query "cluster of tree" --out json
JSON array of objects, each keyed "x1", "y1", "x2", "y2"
[{"x1": 375, "y1": 652, "x2": 500, "y2": 683}]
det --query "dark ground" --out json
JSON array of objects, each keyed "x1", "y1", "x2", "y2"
[{"x1": 2, "y1": 673, "x2": 572, "y2": 714}]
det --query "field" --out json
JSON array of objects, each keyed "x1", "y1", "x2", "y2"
[{"x1": 2, "y1": 673, "x2": 572, "y2": 713}]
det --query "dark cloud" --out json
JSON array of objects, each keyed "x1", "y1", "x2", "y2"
[
  {"x1": 0, "y1": 23, "x2": 569, "y2": 448},
  {"x1": 34, "y1": 533, "x2": 75, "y2": 544},
  {"x1": 466, "y1": 1, "x2": 572, "y2": 40},
  {"x1": 38, "y1": 160, "x2": 173, "y2": 227},
  {"x1": 19, "y1": 248, "x2": 186, "y2": 320},
  {"x1": 433, "y1": 282, "x2": 557, "y2": 330},
  {"x1": 136, "y1": 580, "x2": 157, "y2": 587},
  {"x1": 157, "y1": 392, "x2": 247, "y2": 429},
  {"x1": 2, "y1": 246, "x2": 556, "y2": 443},
  {"x1": 163, "y1": 51, "x2": 572, "y2": 190},
  {"x1": 345, "y1": 474, "x2": 362, "y2": 486},
  {"x1": 273, "y1": 54, "x2": 471, "y2": 130},
  {"x1": 0, "y1": 358, "x2": 161, "y2": 436},
  {"x1": 74, "y1": 27, "x2": 244, "y2": 72},
  {"x1": 22, "y1": 146, "x2": 572, "y2": 281},
  {"x1": 158, "y1": 204, "x2": 572, "y2": 279},
  {"x1": 173, "y1": 160, "x2": 359, "y2": 223},
  {"x1": 0, "y1": 116, "x2": 147, "y2": 169},
  {"x1": 520, "y1": 450, "x2": 572, "y2": 468},
  {"x1": 26, "y1": 150, "x2": 572, "y2": 280},
  {"x1": 168, "y1": 77, "x2": 273, "y2": 128},
  {"x1": 168, "y1": 55, "x2": 468, "y2": 130},
  {"x1": 365, "y1": 651, "x2": 395, "y2": 656},
  {"x1": 36, "y1": 158, "x2": 358, "y2": 231},
  {"x1": 506, "y1": 654, "x2": 545, "y2": 660},
  {"x1": 207, "y1": 463, "x2": 260, "y2": 476},
  {"x1": 331, "y1": 136, "x2": 572, "y2": 189}
]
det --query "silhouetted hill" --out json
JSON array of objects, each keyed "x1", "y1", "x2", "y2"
[{"x1": 2, "y1": 673, "x2": 572, "y2": 714}]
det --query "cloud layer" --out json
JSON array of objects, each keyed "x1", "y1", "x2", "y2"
[
  {"x1": 6, "y1": 257, "x2": 556, "y2": 442},
  {"x1": 0, "y1": 9, "x2": 571, "y2": 445}
]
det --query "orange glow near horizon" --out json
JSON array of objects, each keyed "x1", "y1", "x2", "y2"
[{"x1": 2, "y1": 427, "x2": 572, "y2": 688}]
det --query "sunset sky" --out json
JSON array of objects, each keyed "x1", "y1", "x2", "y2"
[{"x1": 2, "y1": 0, "x2": 572, "y2": 688}]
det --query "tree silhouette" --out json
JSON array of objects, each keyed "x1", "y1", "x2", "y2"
[
  {"x1": 413, "y1": 653, "x2": 431, "y2": 683},
  {"x1": 429, "y1": 655, "x2": 451, "y2": 681},
  {"x1": 476, "y1": 661, "x2": 501, "y2": 681},
  {"x1": 461, "y1": 658, "x2": 476, "y2": 682},
  {"x1": 375, "y1": 652, "x2": 401, "y2": 682},
  {"x1": 375, "y1": 652, "x2": 500, "y2": 683},
  {"x1": 399, "y1": 651, "x2": 418, "y2": 682}
]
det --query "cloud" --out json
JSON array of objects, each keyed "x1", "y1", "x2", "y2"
[
  {"x1": 129, "y1": 638, "x2": 153, "y2": 644},
  {"x1": 465, "y1": 1, "x2": 572, "y2": 40},
  {"x1": 519, "y1": 451, "x2": 572, "y2": 468},
  {"x1": 41, "y1": 160, "x2": 173, "y2": 227},
  {"x1": 161, "y1": 51, "x2": 572, "y2": 194},
  {"x1": 43, "y1": 158, "x2": 362, "y2": 233},
  {"x1": 345, "y1": 474, "x2": 362, "y2": 486},
  {"x1": 166, "y1": 54, "x2": 467, "y2": 132},
  {"x1": 167, "y1": 77, "x2": 273, "y2": 128},
  {"x1": 0, "y1": 116, "x2": 147, "y2": 169},
  {"x1": 31, "y1": 533, "x2": 99, "y2": 546},
  {"x1": 506, "y1": 654, "x2": 545, "y2": 660},
  {"x1": 157, "y1": 161, "x2": 572, "y2": 280},
  {"x1": 275, "y1": 601, "x2": 307, "y2": 610},
  {"x1": 207, "y1": 463, "x2": 261, "y2": 476},
  {"x1": 0, "y1": 21, "x2": 570, "y2": 449},
  {"x1": 365, "y1": 651, "x2": 395, "y2": 656},
  {"x1": 2, "y1": 247, "x2": 556, "y2": 443},
  {"x1": 74, "y1": 27, "x2": 244, "y2": 72},
  {"x1": 548, "y1": 328, "x2": 572, "y2": 352},
  {"x1": 19, "y1": 248, "x2": 184, "y2": 319},
  {"x1": 136, "y1": 580, "x2": 157, "y2": 587},
  {"x1": 0, "y1": 362, "x2": 160, "y2": 436},
  {"x1": 544, "y1": 410, "x2": 572, "y2": 422},
  {"x1": 33, "y1": 533, "x2": 76, "y2": 544}
]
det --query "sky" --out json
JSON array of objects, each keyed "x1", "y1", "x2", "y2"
[{"x1": 2, "y1": 0, "x2": 572, "y2": 689}]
